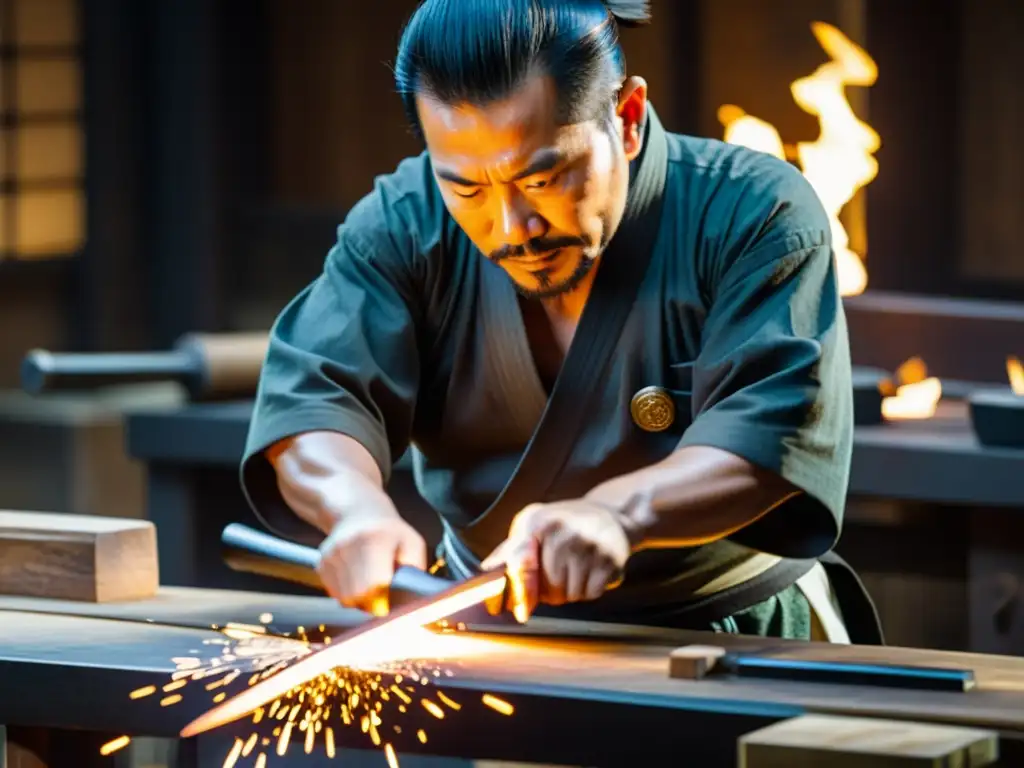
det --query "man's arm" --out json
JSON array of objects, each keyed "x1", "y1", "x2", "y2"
[
  {"x1": 266, "y1": 431, "x2": 388, "y2": 536},
  {"x1": 583, "y1": 445, "x2": 802, "y2": 550}
]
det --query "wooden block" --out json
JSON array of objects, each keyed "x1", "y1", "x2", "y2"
[
  {"x1": 668, "y1": 644, "x2": 727, "y2": 679},
  {"x1": 739, "y1": 713, "x2": 999, "y2": 767},
  {"x1": 0, "y1": 511, "x2": 158, "y2": 602}
]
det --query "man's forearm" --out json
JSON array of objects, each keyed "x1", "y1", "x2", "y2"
[
  {"x1": 584, "y1": 445, "x2": 801, "y2": 550},
  {"x1": 267, "y1": 431, "x2": 391, "y2": 535}
]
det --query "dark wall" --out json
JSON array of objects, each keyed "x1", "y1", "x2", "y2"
[
  {"x1": 867, "y1": 0, "x2": 1023, "y2": 302},
  {"x1": 0, "y1": 265, "x2": 71, "y2": 388}
]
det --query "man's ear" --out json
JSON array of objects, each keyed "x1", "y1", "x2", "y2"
[{"x1": 616, "y1": 76, "x2": 648, "y2": 161}]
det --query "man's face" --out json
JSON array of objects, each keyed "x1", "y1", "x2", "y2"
[{"x1": 417, "y1": 75, "x2": 646, "y2": 300}]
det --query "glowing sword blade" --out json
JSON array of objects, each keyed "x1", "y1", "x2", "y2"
[{"x1": 179, "y1": 570, "x2": 508, "y2": 738}]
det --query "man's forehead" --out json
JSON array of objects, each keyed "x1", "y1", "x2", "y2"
[
  {"x1": 417, "y1": 74, "x2": 556, "y2": 136},
  {"x1": 416, "y1": 75, "x2": 587, "y2": 165}
]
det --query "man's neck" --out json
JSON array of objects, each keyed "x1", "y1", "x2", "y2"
[{"x1": 541, "y1": 261, "x2": 599, "y2": 322}]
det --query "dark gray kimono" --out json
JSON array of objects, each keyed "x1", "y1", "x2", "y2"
[{"x1": 241, "y1": 107, "x2": 863, "y2": 633}]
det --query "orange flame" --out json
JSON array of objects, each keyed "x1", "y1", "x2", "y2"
[
  {"x1": 1008, "y1": 356, "x2": 1024, "y2": 396},
  {"x1": 881, "y1": 356, "x2": 942, "y2": 420},
  {"x1": 720, "y1": 21, "x2": 879, "y2": 297}
]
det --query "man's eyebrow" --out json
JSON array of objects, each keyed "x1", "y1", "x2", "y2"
[
  {"x1": 435, "y1": 167, "x2": 480, "y2": 187},
  {"x1": 434, "y1": 148, "x2": 566, "y2": 187},
  {"x1": 509, "y1": 148, "x2": 564, "y2": 181}
]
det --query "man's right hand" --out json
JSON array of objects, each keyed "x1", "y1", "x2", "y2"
[{"x1": 317, "y1": 508, "x2": 428, "y2": 616}]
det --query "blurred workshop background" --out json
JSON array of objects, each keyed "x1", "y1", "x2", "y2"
[{"x1": 1, "y1": 0, "x2": 1023, "y2": 659}]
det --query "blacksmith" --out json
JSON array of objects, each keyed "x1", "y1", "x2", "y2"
[{"x1": 240, "y1": 0, "x2": 882, "y2": 644}]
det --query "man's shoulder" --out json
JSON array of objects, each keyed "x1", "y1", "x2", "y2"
[
  {"x1": 664, "y1": 131, "x2": 829, "y2": 248},
  {"x1": 338, "y1": 151, "x2": 449, "y2": 260}
]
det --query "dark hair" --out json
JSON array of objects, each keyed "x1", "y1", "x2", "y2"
[{"x1": 394, "y1": 0, "x2": 651, "y2": 139}]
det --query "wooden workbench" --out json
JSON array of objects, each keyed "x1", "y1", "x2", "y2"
[{"x1": 3, "y1": 587, "x2": 1024, "y2": 767}]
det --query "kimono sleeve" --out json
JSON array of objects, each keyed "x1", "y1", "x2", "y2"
[
  {"x1": 679, "y1": 166, "x2": 853, "y2": 559},
  {"x1": 239, "y1": 219, "x2": 424, "y2": 544}
]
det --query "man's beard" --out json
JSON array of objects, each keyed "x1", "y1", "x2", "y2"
[
  {"x1": 510, "y1": 252, "x2": 598, "y2": 300},
  {"x1": 488, "y1": 220, "x2": 609, "y2": 300}
]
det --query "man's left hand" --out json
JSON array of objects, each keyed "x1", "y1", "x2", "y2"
[{"x1": 480, "y1": 499, "x2": 632, "y2": 623}]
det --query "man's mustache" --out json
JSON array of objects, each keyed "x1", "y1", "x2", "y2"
[{"x1": 488, "y1": 235, "x2": 589, "y2": 263}]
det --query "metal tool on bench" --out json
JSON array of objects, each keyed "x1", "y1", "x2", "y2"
[
  {"x1": 669, "y1": 645, "x2": 977, "y2": 693},
  {"x1": 179, "y1": 524, "x2": 512, "y2": 738},
  {"x1": 20, "y1": 332, "x2": 269, "y2": 402}
]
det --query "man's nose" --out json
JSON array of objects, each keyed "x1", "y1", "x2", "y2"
[{"x1": 495, "y1": 188, "x2": 543, "y2": 245}]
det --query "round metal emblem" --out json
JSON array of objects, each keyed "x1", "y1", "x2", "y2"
[{"x1": 630, "y1": 386, "x2": 675, "y2": 432}]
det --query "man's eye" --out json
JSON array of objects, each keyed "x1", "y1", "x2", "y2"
[
  {"x1": 526, "y1": 172, "x2": 560, "y2": 190},
  {"x1": 452, "y1": 187, "x2": 480, "y2": 199}
]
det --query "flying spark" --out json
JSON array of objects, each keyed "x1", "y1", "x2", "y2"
[
  {"x1": 119, "y1": 620, "x2": 516, "y2": 766},
  {"x1": 99, "y1": 736, "x2": 131, "y2": 756}
]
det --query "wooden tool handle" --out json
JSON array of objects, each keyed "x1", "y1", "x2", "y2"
[
  {"x1": 20, "y1": 332, "x2": 269, "y2": 401},
  {"x1": 221, "y1": 523, "x2": 454, "y2": 607},
  {"x1": 178, "y1": 332, "x2": 269, "y2": 399}
]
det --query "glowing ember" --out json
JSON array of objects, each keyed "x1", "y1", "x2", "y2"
[
  {"x1": 436, "y1": 691, "x2": 461, "y2": 711},
  {"x1": 420, "y1": 698, "x2": 445, "y2": 719},
  {"x1": 882, "y1": 356, "x2": 942, "y2": 420},
  {"x1": 223, "y1": 738, "x2": 244, "y2": 768},
  {"x1": 1008, "y1": 356, "x2": 1024, "y2": 396},
  {"x1": 99, "y1": 735, "x2": 131, "y2": 756},
  {"x1": 720, "y1": 21, "x2": 879, "y2": 297},
  {"x1": 481, "y1": 694, "x2": 515, "y2": 716},
  {"x1": 881, "y1": 378, "x2": 942, "y2": 420}
]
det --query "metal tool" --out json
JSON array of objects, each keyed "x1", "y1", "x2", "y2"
[
  {"x1": 670, "y1": 645, "x2": 976, "y2": 693},
  {"x1": 178, "y1": 525, "x2": 511, "y2": 738},
  {"x1": 725, "y1": 655, "x2": 975, "y2": 692},
  {"x1": 221, "y1": 523, "x2": 461, "y2": 609}
]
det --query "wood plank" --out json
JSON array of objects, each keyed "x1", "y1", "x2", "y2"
[
  {"x1": 739, "y1": 714, "x2": 998, "y2": 767},
  {"x1": 0, "y1": 511, "x2": 157, "y2": 602}
]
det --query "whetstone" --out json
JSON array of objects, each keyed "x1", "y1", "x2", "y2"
[
  {"x1": 739, "y1": 713, "x2": 999, "y2": 767},
  {"x1": 0, "y1": 511, "x2": 158, "y2": 602}
]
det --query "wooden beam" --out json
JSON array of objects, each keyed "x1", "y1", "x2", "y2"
[
  {"x1": 739, "y1": 713, "x2": 998, "y2": 767},
  {"x1": 0, "y1": 511, "x2": 157, "y2": 602}
]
